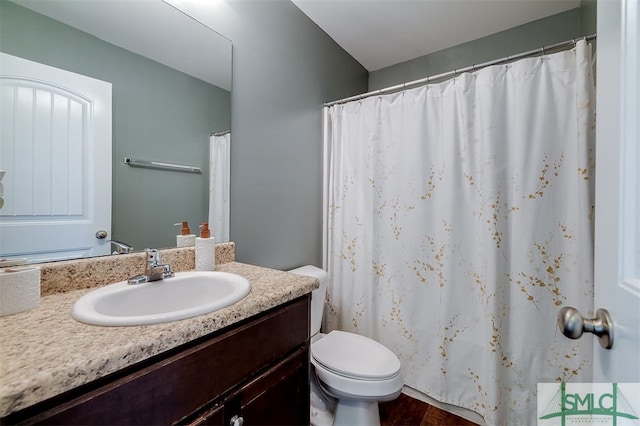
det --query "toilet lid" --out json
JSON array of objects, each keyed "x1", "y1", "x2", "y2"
[{"x1": 311, "y1": 330, "x2": 401, "y2": 380}]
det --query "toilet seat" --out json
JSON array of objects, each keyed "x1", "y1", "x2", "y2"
[
  {"x1": 310, "y1": 330, "x2": 403, "y2": 402},
  {"x1": 311, "y1": 330, "x2": 401, "y2": 381},
  {"x1": 311, "y1": 356, "x2": 403, "y2": 401}
]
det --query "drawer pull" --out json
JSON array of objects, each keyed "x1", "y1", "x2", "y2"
[{"x1": 230, "y1": 414, "x2": 244, "y2": 426}]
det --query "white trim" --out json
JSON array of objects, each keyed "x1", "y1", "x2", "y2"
[{"x1": 620, "y1": 0, "x2": 639, "y2": 286}]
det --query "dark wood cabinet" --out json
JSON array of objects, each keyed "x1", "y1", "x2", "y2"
[
  {"x1": 229, "y1": 345, "x2": 309, "y2": 425},
  {"x1": 188, "y1": 345, "x2": 309, "y2": 426},
  {"x1": 3, "y1": 296, "x2": 311, "y2": 426}
]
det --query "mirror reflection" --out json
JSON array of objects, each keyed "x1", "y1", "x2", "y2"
[{"x1": 0, "y1": 0, "x2": 232, "y2": 264}]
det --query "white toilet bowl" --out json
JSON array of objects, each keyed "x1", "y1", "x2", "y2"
[
  {"x1": 312, "y1": 330, "x2": 403, "y2": 425},
  {"x1": 289, "y1": 266, "x2": 403, "y2": 426}
]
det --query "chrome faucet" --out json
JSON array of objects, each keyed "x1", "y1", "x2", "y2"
[
  {"x1": 108, "y1": 240, "x2": 134, "y2": 254},
  {"x1": 145, "y1": 249, "x2": 174, "y2": 281},
  {"x1": 127, "y1": 249, "x2": 174, "y2": 285}
]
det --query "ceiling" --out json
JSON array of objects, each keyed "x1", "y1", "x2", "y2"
[
  {"x1": 291, "y1": 0, "x2": 581, "y2": 71},
  {"x1": 14, "y1": 0, "x2": 582, "y2": 84},
  {"x1": 13, "y1": 0, "x2": 232, "y2": 90}
]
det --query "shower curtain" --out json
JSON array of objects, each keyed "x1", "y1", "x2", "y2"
[
  {"x1": 209, "y1": 132, "x2": 230, "y2": 242},
  {"x1": 324, "y1": 40, "x2": 595, "y2": 425}
]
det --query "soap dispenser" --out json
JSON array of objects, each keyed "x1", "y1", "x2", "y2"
[
  {"x1": 195, "y1": 222, "x2": 215, "y2": 271},
  {"x1": 174, "y1": 221, "x2": 196, "y2": 247}
]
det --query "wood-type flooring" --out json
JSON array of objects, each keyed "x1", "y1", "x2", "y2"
[{"x1": 379, "y1": 393, "x2": 479, "y2": 426}]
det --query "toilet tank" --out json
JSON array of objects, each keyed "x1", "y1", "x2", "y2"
[{"x1": 288, "y1": 265, "x2": 328, "y2": 337}]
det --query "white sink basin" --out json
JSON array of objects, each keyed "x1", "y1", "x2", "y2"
[{"x1": 71, "y1": 271, "x2": 251, "y2": 326}]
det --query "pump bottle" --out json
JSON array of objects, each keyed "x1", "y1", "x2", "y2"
[
  {"x1": 195, "y1": 222, "x2": 215, "y2": 271},
  {"x1": 174, "y1": 221, "x2": 196, "y2": 247}
]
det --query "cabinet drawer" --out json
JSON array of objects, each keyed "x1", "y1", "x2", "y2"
[
  {"x1": 10, "y1": 296, "x2": 310, "y2": 425},
  {"x1": 187, "y1": 345, "x2": 310, "y2": 426},
  {"x1": 235, "y1": 345, "x2": 310, "y2": 425}
]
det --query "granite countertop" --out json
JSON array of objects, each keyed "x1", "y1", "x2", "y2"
[{"x1": 0, "y1": 262, "x2": 318, "y2": 418}]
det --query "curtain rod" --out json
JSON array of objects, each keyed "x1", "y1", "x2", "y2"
[
  {"x1": 211, "y1": 130, "x2": 230, "y2": 137},
  {"x1": 325, "y1": 34, "x2": 597, "y2": 108}
]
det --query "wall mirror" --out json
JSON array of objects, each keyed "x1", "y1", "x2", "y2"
[{"x1": 0, "y1": 0, "x2": 232, "y2": 264}]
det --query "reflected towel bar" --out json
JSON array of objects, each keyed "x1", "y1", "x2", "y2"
[{"x1": 123, "y1": 157, "x2": 201, "y2": 174}]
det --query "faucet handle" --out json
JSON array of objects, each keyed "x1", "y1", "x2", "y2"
[
  {"x1": 108, "y1": 240, "x2": 134, "y2": 254},
  {"x1": 162, "y1": 264, "x2": 175, "y2": 279},
  {"x1": 145, "y1": 248, "x2": 161, "y2": 266}
]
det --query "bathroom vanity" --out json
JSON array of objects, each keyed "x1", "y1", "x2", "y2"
[{"x1": 0, "y1": 259, "x2": 318, "y2": 425}]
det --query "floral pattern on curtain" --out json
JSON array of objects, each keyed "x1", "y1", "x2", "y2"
[{"x1": 324, "y1": 40, "x2": 595, "y2": 425}]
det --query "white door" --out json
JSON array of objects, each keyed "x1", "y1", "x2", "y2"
[
  {"x1": 0, "y1": 53, "x2": 112, "y2": 263},
  {"x1": 592, "y1": 0, "x2": 640, "y2": 383}
]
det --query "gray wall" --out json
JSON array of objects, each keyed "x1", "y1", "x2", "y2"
[
  {"x1": 580, "y1": 0, "x2": 597, "y2": 36},
  {"x1": 217, "y1": 1, "x2": 368, "y2": 269},
  {"x1": 0, "y1": 1, "x2": 231, "y2": 251},
  {"x1": 369, "y1": 5, "x2": 596, "y2": 91}
]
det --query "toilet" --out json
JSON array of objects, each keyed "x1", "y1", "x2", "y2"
[{"x1": 290, "y1": 265, "x2": 403, "y2": 426}]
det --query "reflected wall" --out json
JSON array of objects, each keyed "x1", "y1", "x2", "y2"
[{"x1": 0, "y1": 1, "x2": 231, "y2": 251}]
